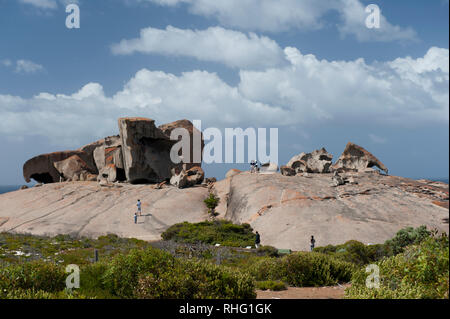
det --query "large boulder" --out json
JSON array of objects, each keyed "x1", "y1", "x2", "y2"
[
  {"x1": 53, "y1": 155, "x2": 95, "y2": 181},
  {"x1": 93, "y1": 135, "x2": 123, "y2": 172},
  {"x1": 332, "y1": 142, "x2": 388, "y2": 174},
  {"x1": 23, "y1": 151, "x2": 95, "y2": 183},
  {"x1": 170, "y1": 165, "x2": 204, "y2": 189},
  {"x1": 286, "y1": 148, "x2": 333, "y2": 174},
  {"x1": 158, "y1": 119, "x2": 204, "y2": 171},
  {"x1": 118, "y1": 117, "x2": 176, "y2": 184}
]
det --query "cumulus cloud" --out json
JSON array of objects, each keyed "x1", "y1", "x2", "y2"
[
  {"x1": 111, "y1": 26, "x2": 286, "y2": 69},
  {"x1": 15, "y1": 59, "x2": 45, "y2": 73},
  {"x1": 140, "y1": 0, "x2": 416, "y2": 41},
  {"x1": 0, "y1": 47, "x2": 447, "y2": 146}
]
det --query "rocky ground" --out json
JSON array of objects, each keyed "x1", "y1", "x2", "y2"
[{"x1": 0, "y1": 172, "x2": 448, "y2": 250}]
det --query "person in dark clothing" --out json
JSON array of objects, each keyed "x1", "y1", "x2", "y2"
[
  {"x1": 134, "y1": 212, "x2": 138, "y2": 224},
  {"x1": 310, "y1": 235, "x2": 316, "y2": 251},
  {"x1": 255, "y1": 231, "x2": 261, "y2": 249}
]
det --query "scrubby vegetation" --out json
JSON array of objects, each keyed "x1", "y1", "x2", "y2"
[
  {"x1": 346, "y1": 232, "x2": 449, "y2": 299},
  {"x1": 314, "y1": 226, "x2": 432, "y2": 266},
  {"x1": 0, "y1": 225, "x2": 447, "y2": 299},
  {"x1": 161, "y1": 220, "x2": 256, "y2": 247}
]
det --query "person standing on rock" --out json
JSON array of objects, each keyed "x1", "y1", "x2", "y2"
[
  {"x1": 134, "y1": 212, "x2": 138, "y2": 224},
  {"x1": 255, "y1": 231, "x2": 261, "y2": 249},
  {"x1": 137, "y1": 199, "x2": 142, "y2": 216},
  {"x1": 310, "y1": 235, "x2": 316, "y2": 251}
]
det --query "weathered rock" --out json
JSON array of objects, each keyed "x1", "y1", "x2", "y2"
[
  {"x1": 212, "y1": 172, "x2": 448, "y2": 251},
  {"x1": 205, "y1": 177, "x2": 217, "y2": 184},
  {"x1": 260, "y1": 163, "x2": 279, "y2": 174},
  {"x1": 226, "y1": 169, "x2": 242, "y2": 178},
  {"x1": 23, "y1": 151, "x2": 96, "y2": 184},
  {"x1": 98, "y1": 164, "x2": 119, "y2": 183},
  {"x1": 286, "y1": 148, "x2": 333, "y2": 174},
  {"x1": 118, "y1": 117, "x2": 176, "y2": 184},
  {"x1": 53, "y1": 155, "x2": 94, "y2": 181},
  {"x1": 280, "y1": 165, "x2": 296, "y2": 176},
  {"x1": 186, "y1": 166, "x2": 205, "y2": 186},
  {"x1": 0, "y1": 182, "x2": 208, "y2": 240},
  {"x1": 20, "y1": 185, "x2": 28, "y2": 190},
  {"x1": 93, "y1": 135, "x2": 123, "y2": 172},
  {"x1": 170, "y1": 165, "x2": 204, "y2": 188},
  {"x1": 158, "y1": 119, "x2": 204, "y2": 171},
  {"x1": 170, "y1": 167, "x2": 188, "y2": 189},
  {"x1": 332, "y1": 142, "x2": 388, "y2": 174},
  {"x1": 331, "y1": 171, "x2": 345, "y2": 187}
]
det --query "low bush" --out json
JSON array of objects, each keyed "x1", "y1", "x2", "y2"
[
  {"x1": 102, "y1": 247, "x2": 256, "y2": 299},
  {"x1": 135, "y1": 260, "x2": 255, "y2": 299},
  {"x1": 255, "y1": 280, "x2": 287, "y2": 291},
  {"x1": 346, "y1": 233, "x2": 449, "y2": 299},
  {"x1": 247, "y1": 252, "x2": 354, "y2": 287},
  {"x1": 161, "y1": 221, "x2": 256, "y2": 248},
  {"x1": 314, "y1": 226, "x2": 431, "y2": 266},
  {"x1": 0, "y1": 261, "x2": 66, "y2": 296}
]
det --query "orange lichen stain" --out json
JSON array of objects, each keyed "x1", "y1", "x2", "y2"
[{"x1": 432, "y1": 201, "x2": 449, "y2": 209}]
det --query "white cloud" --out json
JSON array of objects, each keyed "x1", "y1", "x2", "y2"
[
  {"x1": 112, "y1": 26, "x2": 286, "y2": 69},
  {"x1": 18, "y1": 0, "x2": 79, "y2": 10},
  {"x1": 141, "y1": 0, "x2": 416, "y2": 41},
  {"x1": 338, "y1": 0, "x2": 416, "y2": 42},
  {"x1": 19, "y1": 0, "x2": 58, "y2": 9},
  {"x1": 15, "y1": 59, "x2": 45, "y2": 73},
  {"x1": 0, "y1": 47, "x2": 447, "y2": 146}
]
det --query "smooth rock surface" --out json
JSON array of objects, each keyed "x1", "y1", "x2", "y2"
[
  {"x1": 213, "y1": 172, "x2": 448, "y2": 250},
  {"x1": 0, "y1": 182, "x2": 208, "y2": 241}
]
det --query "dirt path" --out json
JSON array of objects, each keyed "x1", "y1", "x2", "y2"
[{"x1": 256, "y1": 284, "x2": 350, "y2": 299}]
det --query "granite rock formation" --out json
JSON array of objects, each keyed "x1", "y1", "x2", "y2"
[
  {"x1": 23, "y1": 118, "x2": 203, "y2": 186},
  {"x1": 332, "y1": 142, "x2": 388, "y2": 174},
  {"x1": 286, "y1": 148, "x2": 333, "y2": 174}
]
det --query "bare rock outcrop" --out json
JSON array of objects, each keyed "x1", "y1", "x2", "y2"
[
  {"x1": 118, "y1": 117, "x2": 178, "y2": 184},
  {"x1": 53, "y1": 155, "x2": 96, "y2": 182},
  {"x1": 286, "y1": 148, "x2": 333, "y2": 174},
  {"x1": 332, "y1": 142, "x2": 388, "y2": 174},
  {"x1": 158, "y1": 119, "x2": 204, "y2": 171},
  {"x1": 170, "y1": 165, "x2": 204, "y2": 188},
  {"x1": 23, "y1": 151, "x2": 96, "y2": 184}
]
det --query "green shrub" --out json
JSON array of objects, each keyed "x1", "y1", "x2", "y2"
[
  {"x1": 314, "y1": 226, "x2": 431, "y2": 266},
  {"x1": 204, "y1": 193, "x2": 220, "y2": 216},
  {"x1": 102, "y1": 247, "x2": 176, "y2": 298},
  {"x1": 384, "y1": 226, "x2": 431, "y2": 256},
  {"x1": 247, "y1": 252, "x2": 354, "y2": 287},
  {"x1": 161, "y1": 221, "x2": 255, "y2": 247},
  {"x1": 256, "y1": 246, "x2": 280, "y2": 257},
  {"x1": 346, "y1": 233, "x2": 449, "y2": 299},
  {"x1": 0, "y1": 261, "x2": 66, "y2": 296},
  {"x1": 101, "y1": 247, "x2": 256, "y2": 299},
  {"x1": 135, "y1": 260, "x2": 256, "y2": 299},
  {"x1": 3, "y1": 289, "x2": 91, "y2": 299},
  {"x1": 255, "y1": 280, "x2": 287, "y2": 291}
]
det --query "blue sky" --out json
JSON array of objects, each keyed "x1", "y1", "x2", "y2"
[{"x1": 0, "y1": 0, "x2": 448, "y2": 184}]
